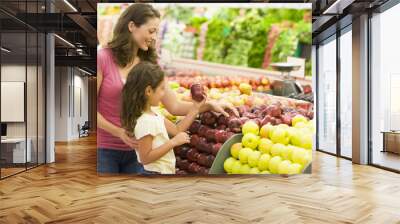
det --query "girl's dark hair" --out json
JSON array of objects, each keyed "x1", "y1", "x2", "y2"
[
  {"x1": 121, "y1": 62, "x2": 165, "y2": 134},
  {"x1": 108, "y1": 3, "x2": 160, "y2": 67}
]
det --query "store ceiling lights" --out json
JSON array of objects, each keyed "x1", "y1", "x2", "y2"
[
  {"x1": 54, "y1": 34, "x2": 75, "y2": 48},
  {"x1": 1, "y1": 47, "x2": 11, "y2": 53},
  {"x1": 63, "y1": 0, "x2": 78, "y2": 12}
]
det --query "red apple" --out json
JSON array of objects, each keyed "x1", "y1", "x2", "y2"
[
  {"x1": 174, "y1": 145, "x2": 183, "y2": 155},
  {"x1": 205, "y1": 155, "x2": 215, "y2": 168},
  {"x1": 187, "y1": 148, "x2": 199, "y2": 162},
  {"x1": 200, "y1": 111, "x2": 217, "y2": 126},
  {"x1": 198, "y1": 125, "x2": 210, "y2": 138},
  {"x1": 297, "y1": 102, "x2": 311, "y2": 111},
  {"x1": 238, "y1": 116, "x2": 249, "y2": 124},
  {"x1": 205, "y1": 128, "x2": 216, "y2": 142},
  {"x1": 226, "y1": 132, "x2": 234, "y2": 139},
  {"x1": 266, "y1": 105, "x2": 282, "y2": 117},
  {"x1": 222, "y1": 79, "x2": 230, "y2": 88},
  {"x1": 179, "y1": 159, "x2": 190, "y2": 170},
  {"x1": 190, "y1": 83, "x2": 205, "y2": 102},
  {"x1": 216, "y1": 124, "x2": 227, "y2": 130},
  {"x1": 217, "y1": 114, "x2": 229, "y2": 126},
  {"x1": 189, "y1": 120, "x2": 201, "y2": 134},
  {"x1": 259, "y1": 104, "x2": 268, "y2": 111},
  {"x1": 242, "y1": 112, "x2": 257, "y2": 119},
  {"x1": 211, "y1": 143, "x2": 222, "y2": 156},
  {"x1": 179, "y1": 147, "x2": 190, "y2": 159},
  {"x1": 188, "y1": 162, "x2": 199, "y2": 173},
  {"x1": 190, "y1": 134, "x2": 200, "y2": 147},
  {"x1": 281, "y1": 114, "x2": 293, "y2": 126},
  {"x1": 261, "y1": 115, "x2": 273, "y2": 126},
  {"x1": 303, "y1": 85, "x2": 312, "y2": 94},
  {"x1": 251, "y1": 118, "x2": 262, "y2": 127},
  {"x1": 197, "y1": 153, "x2": 208, "y2": 166},
  {"x1": 215, "y1": 130, "x2": 227, "y2": 143},
  {"x1": 198, "y1": 166, "x2": 208, "y2": 175},
  {"x1": 228, "y1": 117, "x2": 242, "y2": 133},
  {"x1": 236, "y1": 105, "x2": 250, "y2": 117},
  {"x1": 297, "y1": 108, "x2": 308, "y2": 117},
  {"x1": 198, "y1": 140, "x2": 210, "y2": 153}
]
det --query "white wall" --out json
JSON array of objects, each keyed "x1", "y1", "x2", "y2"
[
  {"x1": 1, "y1": 65, "x2": 37, "y2": 138},
  {"x1": 54, "y1": 67, "x2": 89, "y2": 141},
  {"x1": 55, "y1": 67, "x2": 69, "y2": 141}
]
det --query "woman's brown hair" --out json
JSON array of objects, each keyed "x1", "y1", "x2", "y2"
[
  {"x1": 108, "y1": 3, "x2": 160, "y2": 67},
  {"x1": 121, "y1": 62, "x2": 165, "y2": 134}
]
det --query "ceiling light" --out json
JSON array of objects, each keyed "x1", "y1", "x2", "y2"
[
  {"x1": 63, "y1": 0, "x2": 78, "y2": 12},
  {"x1": 1, "y1": 47, "x2": 11, "y2": 53},
  {"x1": 54, "y1": 34, "x2": 75, "y2": 48}
]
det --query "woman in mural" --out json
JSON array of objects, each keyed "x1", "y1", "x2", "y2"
[{"x1": 97, "y1": 3, "x2": 238, "y2": 174}]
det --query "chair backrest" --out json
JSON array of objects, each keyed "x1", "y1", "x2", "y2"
[{"x1": 82, "y1": 121, "x2": 90, "y2": 129}]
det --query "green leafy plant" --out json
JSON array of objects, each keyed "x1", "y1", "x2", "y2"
[
  {"x1": 188, "y1": 17, "x2": 208, "y2": 33},
  {"x1": 271, "y1": 27, "x2": 299, "y2": 63},
  {"x1": 294, "y1": 20, "x2": 312, "y2": 44}
]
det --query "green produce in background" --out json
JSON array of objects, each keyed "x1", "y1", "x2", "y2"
[
  {"x1": 203, "y1": 19, "x2": 231, "y2": 63},
  {"x1": 162, "y1": 7, "x2": 312, "y2": 76},
  {"x1": 271, "y1": 28, "x2": 299, "y2": 64},
  {"x1": 163, "y1": 6, "x2": 194, "y2": 24},
  {"x1": 224, "y1": 39, "x2": 253, "y2": 66}
]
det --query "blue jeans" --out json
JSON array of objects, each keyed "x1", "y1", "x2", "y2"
[{"x1": 97, "y1": 148, "x2": 144, "y2": 174}]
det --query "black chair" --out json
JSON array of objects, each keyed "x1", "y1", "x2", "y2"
[{"x1": 79, "y1": 121, "x2": 90, "y2": 138}]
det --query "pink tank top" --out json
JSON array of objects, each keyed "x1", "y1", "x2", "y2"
[{"x1": 97, "y1": 48, "x2": 131, "y2": 150}]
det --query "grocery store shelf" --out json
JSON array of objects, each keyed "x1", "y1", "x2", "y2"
[{"x1": 166, "y1": 57, "x2": 313, "y2": 86}]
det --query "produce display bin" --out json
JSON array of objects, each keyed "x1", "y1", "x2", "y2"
[{"x1": 209, "y1": 134, "x2": 312, "y2": 174}]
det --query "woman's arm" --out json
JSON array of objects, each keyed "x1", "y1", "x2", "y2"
[
  {"x1": 137, "y1": 133, "x2": 189, "y2": 165},
  {"x1": 161, "y1": 78, "x2": 239, "y2": 117},
  {"x1": 97, "y1": 71, "x2": 137, "y2": 148}
]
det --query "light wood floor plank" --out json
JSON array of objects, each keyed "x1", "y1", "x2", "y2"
[{"x1": 0, "y1": 135, "x2": 399, "y2": 223}]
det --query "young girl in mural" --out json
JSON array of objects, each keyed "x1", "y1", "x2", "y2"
[{"x1": 121, "y1": 62, "x2": 205, "y2": 174}]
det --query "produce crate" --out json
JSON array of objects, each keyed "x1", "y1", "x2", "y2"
[{"x1": 209, "y1": 134, "x2": 312, "y2": 174}]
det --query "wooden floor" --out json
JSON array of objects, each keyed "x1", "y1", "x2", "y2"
[
  {"x1": 1, "y1": 135, "x2": 400, "y2": 224},
  {"x1": 1, "y1": 167, "x2": 26, "y2": 178}
]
